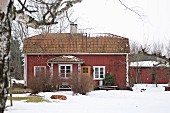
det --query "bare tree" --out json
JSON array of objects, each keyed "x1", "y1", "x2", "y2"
[
  {"x1": 166, "y1": 41, "x2": 170, "y2": 58},
  {"x1": 10, "y1": 37, "x2": 23, "y2": 80},
  {"x1": 151, "y1": 42, "x2": 164, "y2": 57},
  {"x1": 130, "y1": 41, "x2": 141, "y2": 54},
  {"x1": 0, "y1": 0, "x2": 82, "y2": 112}
]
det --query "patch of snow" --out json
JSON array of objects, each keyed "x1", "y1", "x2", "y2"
[
  {"x1": 62, "y1": 55, "x2": 82, "y2": 62},
  {"x1": 63, "y1": 55, "x2": 74, "y2": 59},
  {"x1": 130, "y1": 61, "x2": 169, "y2": 67},
  {"x1": 11, "y1": 79, "x2": 24, "y2": 84}
]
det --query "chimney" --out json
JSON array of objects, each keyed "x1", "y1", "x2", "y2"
[{"x1": 70, "y1": 23, "x2": 77, "y2": 34}]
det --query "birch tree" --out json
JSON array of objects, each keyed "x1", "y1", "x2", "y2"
[{"x1": 0, "y1": 0, "x2": 82, "y2": 112}]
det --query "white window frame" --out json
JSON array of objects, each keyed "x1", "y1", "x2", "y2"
[
  {"x1": 58, "y1": 64, "x2": 73, "y2": 78},
  {"x1": 34, "y1": 66, "x2": 46, "y2": 77},
  {"x1": 93, "y1": 66, "x2": 105, "y2": 80}
]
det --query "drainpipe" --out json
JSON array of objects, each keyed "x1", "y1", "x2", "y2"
[
  {"x1": 78, "y1": 63, "x2": 81, "y2": 74},
  {"x1": 126, "y1": 53, "x2": 129, "y2": 87},
  {"x1": 24, "y1": 54, "x2": 27, "y2": 87},
  {"x1": 47, "y1": 62, "x2": 53, "y2": 78}
]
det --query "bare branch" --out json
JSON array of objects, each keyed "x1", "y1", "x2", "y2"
[
  {"x1": 15, "y1": 0, "x2": 82, "y2": 29},
  {"x1": 118, "y1": 0, "x2": 144, "y2": 19},
  {"x1": 17, "y1": 0, "x2": 37, "y2": 13},
  {"x1": 66, "y1": 11, "x2": 72, "y2": 23}
]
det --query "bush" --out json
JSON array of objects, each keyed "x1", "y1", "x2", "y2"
[
  {"x1": 71, "y1": 74, "x2": 94, "y2": 95},
  {"x1": 29, "y1": 75, "x2": 57, "y2": 94},
  {"x1": 104, "y1": 74, "x2": 116, "y2": 86},
  {"x1": 12, "y1": 83, "x2": 25, "y2": 89}
]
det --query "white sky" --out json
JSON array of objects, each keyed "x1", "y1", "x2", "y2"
[{"x1": 70, "y1": 0, "x2": 170, "y2": 46}]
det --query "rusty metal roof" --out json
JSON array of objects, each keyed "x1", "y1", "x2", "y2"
[{"x1": 23, "y1": 33, "x2": 130, "y2": 54}]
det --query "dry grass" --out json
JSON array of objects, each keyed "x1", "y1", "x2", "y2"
[
  {"x1": 8, "y1": 96, "x2": 49, "y2": 103},
  {"x1": 11, "y1": 88, "x2": 32, "y2": 94}
]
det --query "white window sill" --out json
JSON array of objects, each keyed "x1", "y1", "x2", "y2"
[
  {"x1": 93, "y1": 78, "x2": 104, "y2": 80},
  {"x1": 60, "y1": 77, "x2": 71, "y2": 79}
]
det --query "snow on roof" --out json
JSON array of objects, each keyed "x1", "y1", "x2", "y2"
[
  {"x1": 130, "y1": 61, "x2": 169, "y2": 67},
  {"x1": 48, "y1": 55, "x2": 84, "y2": 63},
  {"x1": 62, "y1": 55, "x2": 81, "y2": 62}
]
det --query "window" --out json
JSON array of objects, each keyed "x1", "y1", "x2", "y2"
[
  {"x1": 34, "y1": 66, "x2": 46, "y2": 77},
  {"x1": 93, "y1": 66, "x2": 105, "y2": 80},
  {"x1": 59, "y1": 64, "x2": 72, "y2": 78},
  {"x1": 81, "y1": 66, "x2": 91, "y2": 76},
  {"x1": 83, "y1": 67, "x2": 88, "y2": 73}
]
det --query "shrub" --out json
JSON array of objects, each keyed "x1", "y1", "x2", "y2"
[
  {"x1": 12, "y1": 83, "x2": 24, "y2": 89},
  {"x1": 71, "y1": 74, "x2": 94, "y2": 95},
  {"x1": 104, "y1": 74, "x2": 116, "y2": 86},
  {"x1": 29, "y1": 75, "x2": 57, "y2": 94}
]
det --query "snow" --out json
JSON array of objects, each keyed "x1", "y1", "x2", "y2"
[
  {"x1": 62, "y1": 55, "x2": 80, "y2": 61},
  {"x1": 11, "y1": 79, "x2": 24, "y2": 84},
  {"x1": 5, "y1": 84, "x2": 170, "y2": 113},
  {"x1": 130, "y1": 61, "x2": 169, "y2": 67}
]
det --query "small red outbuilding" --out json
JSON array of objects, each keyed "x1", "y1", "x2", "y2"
[{"x1": 129, "y1": 61, "x2": 170, "y2": 84}]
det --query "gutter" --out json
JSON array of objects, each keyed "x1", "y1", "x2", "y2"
[{"x1": 126, "y1": 53, "x2": 129, "y2": 87}]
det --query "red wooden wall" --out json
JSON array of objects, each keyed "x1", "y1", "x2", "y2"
[
  {"x1": 129, "y1": 67, "x2": 170, "y2": 84},
  {"x1": 26, "y1": 54, "x2": 127, "y2": 88}
]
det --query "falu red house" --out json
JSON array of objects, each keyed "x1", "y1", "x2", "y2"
[
  {"x1": 129, "y1": 60, "x2": 170, "y2": 84},
  {"x1": 23, "y1": 32, "x2": 130, "y2": 89}
]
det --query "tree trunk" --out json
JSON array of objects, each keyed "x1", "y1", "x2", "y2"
[{"x1": 0, "y1": 0, "x2": 11, "y2": 112}]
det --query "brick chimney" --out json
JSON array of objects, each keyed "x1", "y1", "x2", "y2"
[{"x1": 70, "y1": 23, "x2": 77, "y2": 34}]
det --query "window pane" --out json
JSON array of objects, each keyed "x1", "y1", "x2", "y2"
[
  {"x1": 95, "y1": 74, "x2": 99, "y2": 78},
  {"x1": 66, "y1": 70, "x2": 71, "y2": 73},
  {"x1": 95, "y1": 68, "x2": 98, "y2": 72},
  {"x1": 66, "y1": 74, "x2": 71, "y2": 77},
  {"x1": 95, "y1": 68, "x2": 99, "y2": 74},
  {"x1": 100, "y1": 75, "x2": 104, "y2": 78},
  {"x1": 100, "y1": 71, "x2": 103, "y2": 75},
  {"x1": 66, "y1": 66, "x2": 70, "y2": 70},
  {"x1": 41, "y1": 67, "x2": 45, "y2": 71},
  {"x1": 60, "y1": 70, "x2": 65, "y2": 73},
  {"x1": 100, "y1": 67, "x2": 104, "y2": 78},
  {"x1": 61, "y1": 66, "x2": 65, "y2": 69},
  {"x1": 83, "y1": 68, "x2": 88, "y2": 73},
  {"x1": 100, "y1": 68, "x2": 103, "y2": 72},
  {"x1": 36, "y1": 68, "x2": 40, "y2": 71},
  {"x1": 35, "y1": 67, "x2": 45, "y2": 76},
  {"x1": 60, "y1": 66, "x2": 65, "y2": 77},
  {"x1": 60, "y1": 73, "x2": 65, "y2": 77}
]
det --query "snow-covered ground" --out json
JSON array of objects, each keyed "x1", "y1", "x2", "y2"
[{"x1": 5, "y1": 84, "x2": 170, "y2": 113}]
